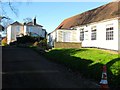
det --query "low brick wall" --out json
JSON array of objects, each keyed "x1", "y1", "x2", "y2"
[{"x1": 54, "y1": 42, "x2": 82, "y2": 48}]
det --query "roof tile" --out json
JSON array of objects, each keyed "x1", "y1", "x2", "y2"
[{"x1": 56, "y1": 1, "x2": 120, "y2": 30}]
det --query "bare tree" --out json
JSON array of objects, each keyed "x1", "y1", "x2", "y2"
[
  {"x1": 0, "y1": 0, "x2": 18, "y2": 16},
  {"x1": 0, "y1": 16, "x2": 10, "y2": 21},
  {"x1": 23, "y1": 17, "x2": 32, "y2": 23},
  {"x1": 0, "y1": 0, "x2": 19, "y2": 23},
  {"x1": 1, "y1": 18, "x2": 13, "y2": 29}
]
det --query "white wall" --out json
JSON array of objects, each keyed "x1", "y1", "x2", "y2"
[
  {"x1": 7, "y1": 25, "x2": 23, "y2": 44},
  {"x1": 56, "y1": 29, "x2": 79, "y2": 42},
  {"x1": 76, "y1": 18, "x2": 119, "y2": 50},
  {"x1": 48, "y1": 31, "x2": 56, "y2": 47},
  {"x1": 48, "y1": 18, "x2": 119, "y2": 50},
  {"x1": 7, "y1": 24, "x2": 46, "y2": 44},
  {"x1": 7, "y1": 26, "x2": 11, "y2": 44},
  {"x1": 25, "y1": 26, "x2": 45, "y2": 38},
  {"x1": 11, "y1": 26, "x2": 17, "y2": 41},
  {"x1": 24, "y1": 26, "x2": 27, "y2": 35}
]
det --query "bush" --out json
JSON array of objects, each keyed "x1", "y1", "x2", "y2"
[
  {"x1": 1, "y1": 37, "x2": 7, "y2": 46},
  {"x1": 9, "y1": 41, "x2": 17, "y2": 46},
  {"x1": 17, "y1": 35, "x2": 36, "y2": 44},
  {"x1": 40, "y1": 39, "x2": 47, "y2": 44},
  {"x1": 39, "y1": 39, "x2": 47, "y2": 49},
  {"x1": 33, "y1": 41, "x2": 39, "y2": 47}
]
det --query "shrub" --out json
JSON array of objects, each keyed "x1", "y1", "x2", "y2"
[
  {"x1": 39, "y1": 39, "x2": 47, "y2": 49},
  {"x1": 9, "y1": 41, "x2": 17, "y2": 46},
  {"x1": 17, "y1": 35, "x2": 36, "y2": 44},
  {"x1": 33, "y1": 41, "x2": 39, "y2": 47},
  {"x1": 40, "y1": 39, "x2": 47, "y2": 44},
  {"x1": 1, "y1": 37, "x2": 7, "y2": 46}
]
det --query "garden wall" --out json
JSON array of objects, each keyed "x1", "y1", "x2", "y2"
[{"x1": 54, "y1": 42, "x2": 82, "y2": 48}]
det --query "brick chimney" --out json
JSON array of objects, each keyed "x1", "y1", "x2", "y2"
[{"x1": 33, "y1": 17, "x2": 36, "y2": 25}]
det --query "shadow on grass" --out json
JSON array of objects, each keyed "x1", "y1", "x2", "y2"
[
  {"x1": 45, "y1": 49, "x2": 103, "y2": 81},
  {"x1": 44, "y1": 49, "x2": 120, "y2": 88},
  {"x1": 50, "y1": 48, "x2": 88, "y2": 55},
  {"x1": 106, "y1": 58, "x2": 120, "y2": 88}
]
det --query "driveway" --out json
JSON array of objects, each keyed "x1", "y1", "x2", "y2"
[{"x1": 2, "y1": 46, "x2": 99, "y2": 88}]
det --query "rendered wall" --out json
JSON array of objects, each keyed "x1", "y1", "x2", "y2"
[
  {"x1": 76, "y1": 18, "x2": 119, "y2": 51},
  {"x1": 7, "y1": 26, "x2": 11, "y2": 44},
  {"x1": 56, "y1": 29, "x2": 78, "y2": 42}
]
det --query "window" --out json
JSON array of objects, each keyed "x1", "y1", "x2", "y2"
[
  {"x1": 63, "y1": 32, "x2": 71, "y2": 42},
  {"x1": 91, "y1": 26, "x2": 97, "y2": 40},
  {"x1": 16, "y1": 26, "x2": 20, "y2": 33},
  {"x1": 85, "y1": 30, "x2": 88, "y2": 40},
  {"x1": 80, "y1": 29, "x2": 84, "y2": 41},
  {"x1": 55, "y1": 31, "x2": 57, "y2": 42},
  {"x1": 106, "y1": 27, "x2": 114, "y2": 40}
]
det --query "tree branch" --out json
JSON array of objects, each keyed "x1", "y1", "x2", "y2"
[{"x1": 8, "y1": 1, "x2": 18, "y2": 16}]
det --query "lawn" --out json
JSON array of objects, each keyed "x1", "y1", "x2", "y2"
[{"x1": 45, "y1": 48, "x2": 120, "y2": 88}]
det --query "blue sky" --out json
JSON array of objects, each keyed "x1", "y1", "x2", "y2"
[{"x1": 2, "y1": 2, "x2": 110, "y2": 33}]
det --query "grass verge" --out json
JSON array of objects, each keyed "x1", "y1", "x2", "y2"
[{"x1": 44, "y1": 48, "x2": 120, "y2": 88}]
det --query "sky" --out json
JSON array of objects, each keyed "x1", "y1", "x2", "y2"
[{"x1": 1, "y1": 1, "x2": 111, "y2": 33}]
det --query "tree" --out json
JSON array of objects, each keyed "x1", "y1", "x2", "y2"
[
  {"x1": 0, "y1": 0, "x2": 18, "y2": 17},
  {"x1": 0, "y1": 0, "x2": 19, "y2": 31},
  {"x1": 23, "y1": 17, "x2": 32, "y2": 23},
  {"x1": 1, "y1": 18, "x2": 13, "y2": 29},
  {"x1": 0, "y1": 16, "x2": 10, "y2": 22},
  {"x1": 0, "y1": 0, "x2": 19, "y2": 24}
]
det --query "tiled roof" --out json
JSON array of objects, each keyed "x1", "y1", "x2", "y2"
[
  {"x1": 10, "y1": 21, "x2": 23, "y2": 25},
  {"x1": 25, "y1": 22, "x2": 43, "y2": 27},
  {"x1": 56, "y1": 1, "x2": 120, "y2": 30},
  {"x1": 10, "y1": 21, "x2": 43, "y2": 27}
]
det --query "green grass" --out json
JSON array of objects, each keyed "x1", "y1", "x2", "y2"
[{"x1": 45, "y1": 48, "x2": 120, "y2": 88}]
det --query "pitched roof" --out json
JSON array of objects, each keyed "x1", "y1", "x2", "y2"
[
  {"x1": 56, "y1": 1, "x2": 120, "y2": 30},
  {"x1": 10, "y1": 21, "x2": 23, "y2": 26},
  {"x1": 10, "y1": 21, "x2": 43, "y2": 27},
  {"x1": 25, "y1": 22, "x2": 43, "y2": 27}
]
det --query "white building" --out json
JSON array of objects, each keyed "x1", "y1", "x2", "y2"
[
  {"x1": 75, "y1": 17, "x2": 120, "y2": 51},
  {"x1": 48, "y1": 1, "x2": 120, "y2": 51},
  {"x1": 7, "y1": 18, "x2": 47, "y2": 44},
  {"x1": 7, "y1": 21, "x2": 23, "y2": 44},
  {"x1": 48, "y1": 31, "x2": 56, "y2": 48}
]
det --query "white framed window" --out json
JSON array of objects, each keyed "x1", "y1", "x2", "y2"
[
  {"x1": 80, "y1": 28, "x2": 84, "y2": 41},
  {"x1": 91, "y1": 26, "x2": 97, "y2": 40},
  {"x1": 106, "y1": 27, "x2": 114, "y2": 40},
  {"x1": 84, "y1": 30, "x2": 88, "y2": 40},
  {"x1": 63, "y1": 31, "x2": 71, "y2": 42},
  {"x1": 16, "y1": 26, "x2": 20, "y2": 33}
]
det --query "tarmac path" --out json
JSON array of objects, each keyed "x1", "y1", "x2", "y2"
[{"x1": 2, "y1": 46, "x2": 99, "y2": 88}]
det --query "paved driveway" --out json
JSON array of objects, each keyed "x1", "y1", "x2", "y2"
[{"x1": 2, "y1": 46, "x2": 99, "y2": 88}]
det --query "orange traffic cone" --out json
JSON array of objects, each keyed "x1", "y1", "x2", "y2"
[{"x1": 99, "y1": 65, "x2": 109, "y2": 90}]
